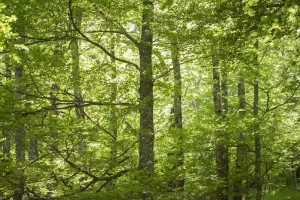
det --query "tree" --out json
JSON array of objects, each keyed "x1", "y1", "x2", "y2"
[
  {"x1": 12, "y1": 10, "x2": 27, "y2": 200},
  {"x1": 138, "y1": 0, "x2": 154, "y2": 174},
  {"x1": 212, "y1": 45, "x2": 229, "y2": 200},
  {"x1": 0, "y1": 0, "x2": 299, "y2": 199}
]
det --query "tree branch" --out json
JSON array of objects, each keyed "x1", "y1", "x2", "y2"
[
  {"x1": 262, "y1": 83, "x2": 300, "y2": 118},
  {"x1": 68, "y1": 0, "x2": 139, "y2": 70},
  {"x1": 91, "y1": 4, "x2": 139, "y2": 47}
]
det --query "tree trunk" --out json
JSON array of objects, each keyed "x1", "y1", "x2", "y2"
[
  {"x1": 220, "y1": 63, "x2": 229, "y2": 200},
  {"x1": 254, "y1": 80, "x2": 262, "y2": 200},
  {"x1": 49, "y1": 46, "x2": 62, "y2": 151},
  {"x1": 169, "y1": 42, "x2": 184, "y2": 189},
  {"x1": 2, "y1": 129, "x2": 11, "y2": 157},
  {"x1": 109, "y1": 39, "x2": 118, "y2": 166},
  {"x1": 28, "y1": 129, "x2": 38, "y2": 160},
  {"x1": 70, "y1": 6, "x2": 84, "y2": 119},
  {"x1": 106, "y1": 38, "x2": 118, "y2": 190},
  {"x1": 212, "y1": 48, "x2": 229, "y2": 200},
  {"x1": 13, "y1": 66, "x2": 25, "y2": 200},
  {"x1": 70, "y1": 6, "x2": 86, "y2": 155},
  {"x1": 138, "y1": 0, "x2": 154, "y2": 173},
  {"x1": 28, "y1": 99, "x2": 38, "y2": 161},
  {"x1": 138, "y1": 1, "x2": 154, "y2": 199},
  {"x1": 287, "y1": 168, "x2": 298, "y2": 189},
  {"x1": 221, "y1": 67, "x2": 228, "y2": 116},
  {"x1": 2, "y1": 62, "x2": 11, "y2": 158},
  {"x1": 253, "y1": 41, "x2": 262, "y2": 200},
  {"x1": 233, "y1": 77, "x2": 248, "y2": 200}
]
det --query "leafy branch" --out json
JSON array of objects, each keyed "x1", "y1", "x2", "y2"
[
  {"x1": 68, "y1": 0, "x2": 139, "y2": 70},
  {"x1": 261, "y1": 82, "x2": 300, "y2": 118}
]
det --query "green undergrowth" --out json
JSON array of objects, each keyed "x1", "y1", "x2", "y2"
[{"x1": 264, "y1": 187, "x2": 300, "y2": 200}]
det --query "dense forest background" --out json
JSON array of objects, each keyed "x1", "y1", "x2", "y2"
[{"x1": 0, "y1": 0, "x2": 300, "y2": 199}]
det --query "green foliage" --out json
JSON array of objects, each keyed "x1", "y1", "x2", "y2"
[
  {"x1": 161, "y1": 0, "x2": 174, "y2": 10},
  {"x1": 264, "y1": 187, "x2": 300, "y2": 200},
  {"x1": 0, "y1": 3, "x2": 16, "y2": 47},
  {"x1": 0, "y1": 0, "x2": 300, "y2": 199}
]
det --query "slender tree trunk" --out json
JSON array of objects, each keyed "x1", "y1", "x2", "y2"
[
  {"x1": 221, "y1": 67, "x2": 228, "y2": 116},
  {"x1": 170, "y1": 42, "x2": 184, "y2": 189},
  {"x1": 2, "y1": 129, "x2": 11, "y2": 157},
  {"x1": 47, "y1": 83, "x2": 60, "y2": 198},
  {"x1": 287, "y1": 167, "x2": 297, "y2": 189},
  {"x1": 254, "y1": 81, "x2": 262, "y2": 200},
  {"x1": 2, "y1": 62, "x2": 11, "y2": 158},
  {"x1": 254, "y1": 79, "x2": 262, "y2": 200},
  {"x1": 13, "y1": 23, "x2": 26, "y2": 199},
  {"x1": 28, "y1": 98, "x2": 38, "y2": 160},
  {"x1": 70, "y1": 6, "x2": 86, "y2": 154},
  {"x1": 221, "y1": 63, "x2": 229, "y2": 200},
  {"x1": 13, "y1": 66, "x2": 25, "y2": 200},
  {"x1": 212, "y1": 48, "x2": 229, "y2": 200},
  {"x1": 49, "y1": 85, "x2": 59, "y2": 153},
  {"x1": 70, "y1": 6, "x2": 84, "y2": 119},
  {"x1": 233, "y1": 77, "x2": 247, "y2": 200},
  {"x1": 106, "y1": 38, "x2": 118, "y2": 189},
  {"x1": 253, "y1": 41, "x2": 262, "y2": 200},
  {"x1": 109, "y1": 39, "x2": 118, "y2": 166},
  {"x1": 49, "y1": 33, "x2": 63, "y2": 152},
  {"x1": 69, "y1": 8, "x2": 88, "y2": 187},
  {"x1": 28, "y1": 123, "x2": 38, "y2": 160},
  {"x1": 138, "y1": 0, "x2": 154, "y2": 173},
  {"x1": 49, "y1": 52, "x2": 61, "y2": 152}
]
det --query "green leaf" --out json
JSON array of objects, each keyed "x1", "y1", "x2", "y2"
[{"x1": 161, "y1": 0, "x2": 174, "y2": 10}]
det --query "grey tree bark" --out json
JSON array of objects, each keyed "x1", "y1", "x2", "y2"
[
  {"x1": 49, "y1": 45, "x2": 62, "y2": 151},
  {"x1": 252, "y1": 41, "x2": 262, "y2": 200},
  {"x1": 28, "y1": 122, "x2": 38, "y2": 160},
  {"x1": 2, "y1": 61, "x2": 11, "y2": 158},
  {"x1": 138, "y1": 0, "x2": 154, "y2": 173},
  {"x1": 170, "y1": 42, "x2": 184, "y2": 189},
  {"x1": 49, "y1": 83, "x2": 60, "y2": 157},
  {"x1": 233, "y1": 77, "x2": 248, "y2": 200},
  {"x1": 70, "y1": 7, "x2": 86, "y2": 155},
  {"x1": 212, "y1": 48, "x2": 229, "y2": 200},
  {"x1": 28, "y1": 97, "x2": 38, "y2": 160},
  {"x1": 2, "y1": 129, "x2": 11, "y2": 158},
  {"x1": 12, "y1": 18, "x2": 27, "y2": 200},
  {"x1": 13, "y1": 66, "x2": 26, "y2": 200},
  {"x1": 109, "y1": 39, "x2": 118, "y2": 167}
]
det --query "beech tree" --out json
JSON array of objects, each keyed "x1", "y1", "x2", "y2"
[{"x1": 0, "y1": 0, "x2": 299, "y2": 199}]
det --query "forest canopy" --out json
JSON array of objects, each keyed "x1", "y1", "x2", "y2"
[{"x1": 0, "y1": 0, "x2": 300, "y2": 199}]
